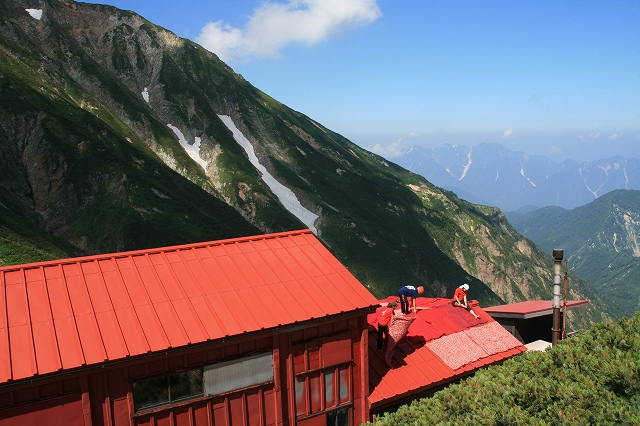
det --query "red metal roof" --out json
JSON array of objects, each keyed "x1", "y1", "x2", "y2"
[
  {"x1": 483, "y1": 299, "x2": 589, "y2": 319},
  {"x1": 367, "y1": 297, "x2": 526, "y2": 408},
  {"x1": 0, "y1": 230, "x2": 378, "y2": 384}
]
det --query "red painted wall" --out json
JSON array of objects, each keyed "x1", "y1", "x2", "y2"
[{"x1": 0, "y1": 314, "x2": 370, "y2": 426}]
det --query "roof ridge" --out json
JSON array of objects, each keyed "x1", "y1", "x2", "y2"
[{"x1": 0, "y1": 229, "x2": 313, "y2": 272}]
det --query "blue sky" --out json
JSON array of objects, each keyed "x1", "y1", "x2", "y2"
[{"x1": 87, "y1": 0, "x2": 639, "y2": 162}]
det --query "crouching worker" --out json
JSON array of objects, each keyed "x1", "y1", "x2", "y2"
[
  {"x1": 452, "y1": 283, "x2": 480, "y2": 319},
  {"x1": 398, "y1": 285, "x2": 424, "y2": 314},
  {"x1": 377, "y1": 301, "x2": 397, "y2": 350}
]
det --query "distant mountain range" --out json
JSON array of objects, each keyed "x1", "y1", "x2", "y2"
[
  {"x1": 392, "y1": 143, "x2": 640, "y2": 212},
  {"x1": 507, "y1": 189, "x2": 640, "y2": 319}
]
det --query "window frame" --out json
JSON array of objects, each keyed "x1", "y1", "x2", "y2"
[
  {"x1": 295, "y1": 361, "x2": 353, "y2": 417},
  {"x1": 292, "y1": 330, "x2": 354, "y2": 419},
  {"x1": 131, "y1": 351, "x2": 275, "y2": 414},
  {"x1": 132, "y1": 368, "x2": 204, "y2": 412}
]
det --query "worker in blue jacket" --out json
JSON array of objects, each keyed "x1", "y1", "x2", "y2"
[{"x1": 398, "y1": 285, "x2": 424, "y2": 314}]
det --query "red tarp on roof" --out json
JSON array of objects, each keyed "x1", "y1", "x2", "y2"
[
  {"x1": 367, "y1": 297, "x2": 526, "y2": 408},
  {"x1": 0, "y1": 230, "x2": 378, "y2": 384}
]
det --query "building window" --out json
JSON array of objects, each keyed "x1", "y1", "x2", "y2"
[
  {"x1": 133, "y1": 369, "x2": 203, "y2": 411},
  {"x1": 295, "y1": 364, "x2": 352, "y2": 416},
  {"x1": 203, "y1": 351, "x2": 274, "y2": 396},
  {"x1": 327, "y1": 406, "x2": 350, "y2": 426},
  {"x1": 293, "y1": 332, "x2": 353, "y2": 418},
  {"x1": 132, "y1": 351, "x2": 273, "y2": 412}
]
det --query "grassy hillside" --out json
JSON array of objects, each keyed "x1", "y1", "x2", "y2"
[{"x1": 0, "y1": 191, "x2": 77, "y2": 266}]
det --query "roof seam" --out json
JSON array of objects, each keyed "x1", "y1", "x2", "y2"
[
  {"x1": 191, "y1": 246, "x2": 231, "y2": 337},
  {"x1": 76, "y1": 261, "x2": 108, "y2": 363},
  {"x1": 211, "y1": 248, "x2": 255, "y2": 335},
  {"x1": 126, "y1": 254, "x2": 171, "y2": 350},
  {"x1": 1, "y1": 273, "x2": 12, "y2": 381},
  {"x1": 109, "y1": 256, "x2": 152, "y2": 354},
  {"x1": 21, "y1": 268, "x2": 37, "y2": 377},
  {"x1": 93, "y1": 258, "x2": 132, "y2": 357},
  {"x1": 147, "y1": 252, "x2": 190, "y2": 347},
  {"x1": 174, "y1": 248, "x2": 214, "y2": 339},
  {"x1": 40, "y1": 265, "x2": 63, "y2": 373}
]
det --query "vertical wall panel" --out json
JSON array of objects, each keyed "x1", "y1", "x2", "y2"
[
  {"x1": 88, "y1": 373, "x2": 108, "y2": 426},
  {"x1": 296, "y1": 413, "x2": 326, "y2": 426},
  {"x1": 212, "y1": 399, "x2": 228, "y2": 426},
  {"x1": 0, "y1": 392, "x2": 83, "y2": 426},
  {"x1": 192, "y1": 401, "x2": 210, "y2": 426},
  {"x1": 263, "y1": 389, "x2": 276, "y2": 426},
  {"x1": 322, "y1": 334, "x2": 351, "y2": 367},
  {"x1": 246, "y1": 389, "x2": 262, "y2": 426},
  {"x1": 106, "y1": 369, "x2": 130, "y2": 426},
  {"x1": 173, "y1": 406, "x2": 192, "y2": 425},
  {"x1": 228, "y1": 394, "x2": 245, "y2": 426},
  {"x1": 153, "y1": 410, "x2": 171, "y2": 426},
  {"x1": 131, "y1": 415, "x2": 151, "y2": 426}
]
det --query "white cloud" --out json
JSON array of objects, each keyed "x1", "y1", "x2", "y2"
[
  {"x1": 608, "y1": 133, "x2": 624, "y2": 140},
  {"x1": 503, "y1": 128, "x2": 516, "y2": 139},
  {"x1": 196, "y1": 0, "x2": 381, "y2": 63},
  {"x1": 548, "y1": 145, "x2": 562, "y2": 155},
  {"x1": 367, "y1": 132, "x2": 418, "y2": 158},
  {"x1": 589, "y1": 132, "x2": 601, "y2": 140}
]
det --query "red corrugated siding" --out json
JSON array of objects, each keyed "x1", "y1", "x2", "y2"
[
  {"x1": 1, "y1": 286, "x2": 370, "y2": 426},
  {"x1": 0, "y1": 392, "x2": 84, "y2": 426},
  {"x1": 0, "y1": 230, "x2": 378, "y2": 385}
]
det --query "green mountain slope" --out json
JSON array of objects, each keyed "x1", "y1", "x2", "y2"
[
  {"x1": 507, "y1": 189, "x2": 640, "y2": 319},
  {"x1": 0, "y1": 0, "x2": 609, "y2": 329}
]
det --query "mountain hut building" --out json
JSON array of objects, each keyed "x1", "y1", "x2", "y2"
[{"x1": 0, "y1": 230, "x2": 378, "y2": 426}]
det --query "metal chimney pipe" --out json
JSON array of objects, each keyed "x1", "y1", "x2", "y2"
[{"x1": 552, "y1": 249, "x2": 564, "y2": 346}]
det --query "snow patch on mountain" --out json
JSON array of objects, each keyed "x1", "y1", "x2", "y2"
[
  {"x1": 520, "y1": 167, "x2": 536, "y2": 187},
  {"x1": 167, "y1": 124, "x2": 207, "y2": 170},
  {"x1": 26, "y1": 9, "x2": 42, "y2": 20},
  {"x1": 218, "y1": 115, "x2": 318, "y2": 233},
  {"x1": 459, "y1": 146, "x2": 473, "y2": 181}
]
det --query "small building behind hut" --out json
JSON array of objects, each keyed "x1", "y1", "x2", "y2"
[{"x1": 483, "y1": 299, "x2": 589, "y2": 350}]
